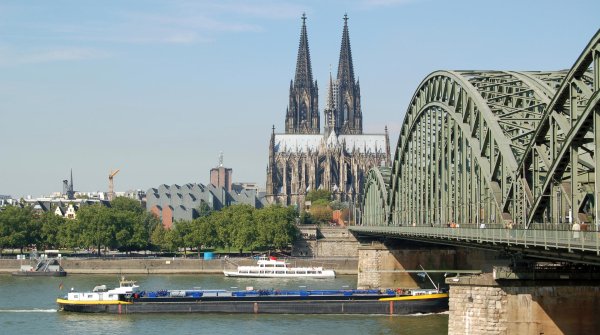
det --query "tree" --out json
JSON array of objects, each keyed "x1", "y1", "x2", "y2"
[
  {"x1": 76, "y1": 204, "x2": 113, "y2": 255},
  {"x1": 175, "y1": 220, "x2": 193, "y2": 256},
  {"x1": 0, "y1": 206, "x2": 37, "y2": 254},
  {"x1": 253, "y1": 205, "x2": 298, "y2": 251},
  {"x1": 196, "y1": 201, "x2": 213, "y2": 218},
  {"x1": 163, "y1": 227, "x2": 182, "y2": 252},
  {"x1": 110, "y1": 197, "x2": 145, "y2": 214},
  {"x1": 189, "y1": 216, "x2": 218, "y2": 256},
  {"x1": 310, "y1": 205, "x2": 333, "y2": 224},
  {"x1": 329, "y1": 200, "x2": 348, "y2": 211},
  {"x1": 58, "y1": 217, "x2": 84, "y2": 249},
  {"x1": 299, "y1": 211, "x2": 315, "y2": 225},
  {"x1": 150, "y1": 223, "x2": 167, "y2": 251},
  {"x1": 212, "y1": 209, "x2": 232, "y2": 251},
  {"x1": 39, "y1": 211, "x2": 66, "y2": 249},
  {"x1": 227, "y1": 205, "x2": 256, "y2": 254}
]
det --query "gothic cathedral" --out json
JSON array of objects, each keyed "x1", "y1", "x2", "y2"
[{"x1": 266, "y1": 14, "x2": 391, "y2": 208}]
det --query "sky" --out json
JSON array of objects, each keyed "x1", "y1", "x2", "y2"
[{"x1": 1, "y1": 0, "x2": 599, "y2": 198}]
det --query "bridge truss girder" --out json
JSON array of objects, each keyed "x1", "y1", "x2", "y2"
[
  {"x1": 376, "y1": 30, "x2": 600, "y2": 229},
  {"x1": 523, "y1": 32, "x2": 600, "y2": 228},
  {"x1": 362, "y1": 167, "x2": 391, "y2": 226}
]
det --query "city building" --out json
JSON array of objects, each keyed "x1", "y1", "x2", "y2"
[
  {"x1": 266, "y1": 14, "x2": 391, "y2": 208},
  {"x1": 22, "y1": 197, "x2": 108, "y2": 218},
  {"x1": 146, "y1": 183, "x2": 266, "y2": 229},
  {"x1": 210, "y1": 154, "x2": 233, "y2": 192},
  {"x1": 0, "y1": 195, "x2": 15, "y2": 207},
  {"x1": 62, "y1": 169, "x2": 75, "y2": 200}
]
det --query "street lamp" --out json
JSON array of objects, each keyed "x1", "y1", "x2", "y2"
[{"x1": 557, "y1": 188, "x2": 562, "y2": 227}]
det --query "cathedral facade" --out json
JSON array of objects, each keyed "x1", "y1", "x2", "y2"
[{"x1": 266, "y1": 14, "x2": 391, "y2": 208}]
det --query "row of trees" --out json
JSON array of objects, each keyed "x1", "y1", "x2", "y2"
[
  {"x1": 0, "y1": 197, "x2": 159, "y2": 255},
  {"x1": 0, "y1": 198, "x2": 299, "y2": 255},
  {"x1": 150, "y1": 205, "x2": 299, "y2": 255}
]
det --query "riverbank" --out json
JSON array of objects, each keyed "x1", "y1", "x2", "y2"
[{"x1": 0, "y1": 257, "x2": 358, "y2": 275}]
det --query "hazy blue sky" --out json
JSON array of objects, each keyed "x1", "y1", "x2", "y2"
[{"x1": 1, "y1": 0, "x2": 599, "y2": 198}]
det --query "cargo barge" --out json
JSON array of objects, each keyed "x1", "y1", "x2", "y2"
[{"x1": 56, "y1": 278, "x2": 448, "y2": 315}]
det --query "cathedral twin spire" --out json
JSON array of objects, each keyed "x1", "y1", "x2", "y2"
[
  {"x1": 286, "y1": 14, "x2": 362, "y2": 135},
  {"x1": 285, "y1": 13, "x2": 319, "y2": 134}
]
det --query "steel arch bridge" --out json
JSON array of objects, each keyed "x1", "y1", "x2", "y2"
[
  {"x1": 356, "y1": 30, "x2": 600, "y2": 260},
  {"x1": 362, "y1": 167, "x2": 391, "y2": 226}
]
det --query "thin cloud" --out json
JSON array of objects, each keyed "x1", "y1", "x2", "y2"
[
  {"x1": 122, "y1": 12, "x2": 263, "y2": 34},
  {"x1": 204, "y1": 1, "x2": 307, "y2": 20},
  {"x1": 361, "y1": 0, "x2": 418, "y2": 7},
  {"x1": 0, "y1": 1, "x2": 303, "y2": 65},
  {"x1": 0, "y1": 47, "x2": 111, "y2": 66}
]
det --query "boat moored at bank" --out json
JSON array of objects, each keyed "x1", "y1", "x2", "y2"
[
  {"x1": 12, "y1": 250, "x2": 67, "y2": 277},
  {"x1": 223, "y1": 256, "x2": 336, "y2": 279}
]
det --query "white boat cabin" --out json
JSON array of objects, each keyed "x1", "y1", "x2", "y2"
[
  {"x1": 224, "y1": 256, "x2": 336, "y2": 278},
  {"x1": 66, "y1": 278, "x2": 140, "y2": 302}
]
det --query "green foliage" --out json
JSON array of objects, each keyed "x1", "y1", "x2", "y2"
[
  {"x1": 150, "y1": 224, "x2": 167, "y2": 250},
  {"x1": 310, "y1": 205, "x2": 333, "y2": 224},
  {"x1": 0, "y1": 201, "x2": 298, "y2": 255},
  {"x1": 153, "y1": 204, "x2": 299, "y2": 254},
  {"x1": 39, "y1": 211, "x2": 66, "y2": 249},
  {"x1": 311, "y1": 198, "x2": 330, "y2": 207},
  {"x1": 299, "y1": 211, "x2": 315, "y2": 225},
  {"x1": 329, "y1": 200, "x2": 348, "y2": 211},
  {"x1": 196, "y1": 201, "x2": 213, "y2": 218},
  {"x1": 110, "y1": 197, "x2": 145, "y2": 214},
  {"x1": 0, "y1": 206, "x2": 39, "y2": 254},
  {"x1": 306, "y1": 189, "x2": 331, "y2": 202}
]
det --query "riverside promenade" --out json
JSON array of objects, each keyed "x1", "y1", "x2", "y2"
[{"x1": 0, "y1": 257, "x2": 358, "y2": 275}]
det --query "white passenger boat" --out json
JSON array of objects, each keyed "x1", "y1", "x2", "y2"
[{"x1": 223, "y1": 256, "x2": 336, "y2": 278}]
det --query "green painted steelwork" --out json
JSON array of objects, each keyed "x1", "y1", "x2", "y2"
[
  {"x1": 351, "y1": 225, "x2": 600, "y2": 265},
  {"x1": 361, "y1": 30, "x2": 600, "y2": 237},
  {"x1": 362, "y1": 167, "x2": 391, "y2": 226}
]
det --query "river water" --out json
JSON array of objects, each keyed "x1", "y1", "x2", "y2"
[{"x1": 0, "y1": 274, "x2": 448, "y2": 334}]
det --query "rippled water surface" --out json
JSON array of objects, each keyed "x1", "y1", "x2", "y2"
[{"x1": 0, "y1": 274, "x2": 448, "y2": 334}]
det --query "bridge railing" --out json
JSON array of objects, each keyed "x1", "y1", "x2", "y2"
[{"x1": 352, "y1": 225, "x2": 600, "y2": 255}]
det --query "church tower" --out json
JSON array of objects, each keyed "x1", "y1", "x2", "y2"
[
  {"x1": 285, "y1": 14, "x2": 320, "y2": 134},
  {"x1": 336, "y1": 14, "x2": 362, "y2": 135},
  {"x1": 267, "y1": 14, "x2": 390, "y2": 209},
  {"x1": 323, "y1": 71, "x2": 338, "y2": 134}
]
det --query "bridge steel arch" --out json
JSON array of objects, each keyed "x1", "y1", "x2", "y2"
[
  {"x1": 387, "y1": 69, "x2": 565, "y2": 227},
  {"x1": 522, "y1": 31, "x2": 600, "y2": 228},
  {"x1": 362, "y1": 167, "x2": 391, "y2": 226},
  {"x1": 375, "y1": 29, "x2": 600, "y2": 230}
]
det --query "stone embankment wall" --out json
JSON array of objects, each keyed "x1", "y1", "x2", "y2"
[
  {"x1": 0, "y1": 257, "x2": 357, "y2": 275},
  {"x1": 293, "y1": 226, "x2": 359, "y2": 257},
  {"x1": 448, "y1": 273, "x2": 600, "y2": 335}
]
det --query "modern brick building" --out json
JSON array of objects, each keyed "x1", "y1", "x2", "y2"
[{"x1": 146, "y1": 183, "x2": 266, "y2": 228}]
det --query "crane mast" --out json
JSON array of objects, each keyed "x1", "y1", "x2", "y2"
[{"x1": 108, "y1": 169, "x2": 120, "y2": 201}]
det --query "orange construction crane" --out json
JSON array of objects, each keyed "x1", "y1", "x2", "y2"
[{"x1": 108, "y1": 169, "x2": 120, "y2": 201}]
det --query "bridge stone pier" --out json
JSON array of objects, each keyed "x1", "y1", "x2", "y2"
[
  {"x1": 447, "y1": 273, "x2": 600, "y2": 335},
  {"x1": 356, "y1": 240, "x2": 504, "y2": 289}
]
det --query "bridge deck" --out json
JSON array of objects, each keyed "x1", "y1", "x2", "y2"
[{"x1": 350, "y1": 226, "x2": 600, "y2": 264}]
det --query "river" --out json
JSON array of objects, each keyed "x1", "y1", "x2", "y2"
[{"x1": 0, "y1": 274, "x2": 448, "y2": 334}]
